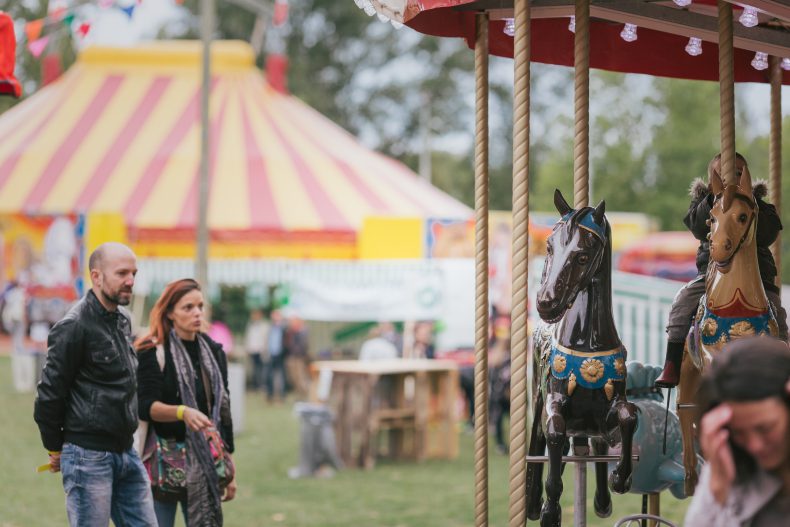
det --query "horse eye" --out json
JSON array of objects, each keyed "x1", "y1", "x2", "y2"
[
  {"x1": 738, "y1": 213, "x2": 748, "y2": 223},
  {"x1": 576, "y1": 254, "x2": 589, "y2": 265},
  {"x1": 710, "y1": 216, "x2": 717, "y2": 224}
]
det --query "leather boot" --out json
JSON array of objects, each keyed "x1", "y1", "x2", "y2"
[{"x1": 655, "y1": 341, "x2": 685, "y2": 388}]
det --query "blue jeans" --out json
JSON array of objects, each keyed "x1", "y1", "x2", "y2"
[
  {"x1": 60, "y1": 442, "x2": 157, "y2": 527},
  {"x1": 153, "y1": 497, "x2": 188, "y2": 527}
]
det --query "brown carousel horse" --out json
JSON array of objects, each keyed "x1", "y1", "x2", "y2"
[
  {"x1": 676, "y1": 164, "x2": 779, "y2": 495},
  {"x1": 526, "y1": 190, "x2": 638, "y2": 527}
]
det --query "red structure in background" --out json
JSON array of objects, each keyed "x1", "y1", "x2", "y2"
[{"x1": 0, "y1": 12, "x2": 21, "y2": 98}]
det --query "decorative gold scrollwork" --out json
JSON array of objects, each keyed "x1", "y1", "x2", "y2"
[
  {"x1": 580, "y1": 358, "x2": 604, "y2": 384},
  {"x1": 567, "y1": 373, "x2": 577, "y2": 396},
  {"x1": 729, "y1": 321, "x2": 755, "y2": 338},
  {"x1": 614, "y1": 358, "x2": 625, "y2": 377},
  {"x1": 702, "y1": 318, "x2": 718, "y2": 337},
  {"x1": 553, "y1": 355, "x2": 567, "y2": 374},
  {"x1": 604, "y1": 379, "x2": 614, "y2": 401}
]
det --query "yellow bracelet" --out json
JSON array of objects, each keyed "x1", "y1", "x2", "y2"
[{"x1": 176, "y1": 405, "x2": 187, "y2": 421}]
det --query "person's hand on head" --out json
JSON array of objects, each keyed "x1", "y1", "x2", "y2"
[
  {"x1": 183, "y1": 407, "x2": 212, "y2": 432},
  {"x1": 700, "y1": 404, "x2": 736, "y2": 505}
]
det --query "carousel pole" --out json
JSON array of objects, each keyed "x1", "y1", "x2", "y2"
[
  {"x1": 473, "y1": 12, "x2": 490, "y2": 527},
  {"x1": 573, "y1": 0, "x2": 590, "y2": 208},
  {"x1": 769, "y1": 56, "x2": 782, "y2": 286},
  {"x1": 509, "y1": 0, "x2": 531, "y2": 525},
  {"x1": 196, "y1": 0, "x2": 215, "y2": 290},
  {"x1": 717, "y1": 0, "x2": 736, "y2": 185},
  {"x1": 572, "y1": 1, "x2": 591, "y2": 524}
]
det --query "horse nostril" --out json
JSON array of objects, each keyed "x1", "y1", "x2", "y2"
[{"x1": 724, "y1": 239, "x2": 732, "y2": 251}]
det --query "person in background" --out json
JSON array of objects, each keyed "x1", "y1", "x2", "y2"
[
  {"x1": 244, "y1": 309, "x2": 268, "y2": 391},
  {"x1": 285, "y1": 316, "x2": 311, "y2": 399},
  {"x1": 359, "y1": 325, "x2": 398, "y2": 361},
  {"x1": 685, "y1": 336, "x2": 790, "y2": 526},
  {"x1": 135, "y1": 278, "x2": 236, "y2": 526},
  {"x1": 34, "y1": 242, "x2": 156, "y2": 526},
  {"x1": 412, "y1": 321, "x2": 435, "y2": 359},
  {"x1": 378, "y1": 321, "x2": 403, "y2": 357},
  {"x1": 266, "y1": 309, "x2": 286, "y2": 403}
]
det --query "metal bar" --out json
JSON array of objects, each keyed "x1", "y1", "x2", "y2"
[
  {"x1": 473, "y1": 12, "x2": 490, "y2": 527},
  {"x1": 575, "y1": 460, "x2": 587, "y2": 527},
  {"x1": 769, "y1": 55, "x2": 782, "y2": 287},
  {"x1": 196, "y1": 0, "x2": 214, "y2": 290},
  {"x1": 526, "y1": 454, "x2": 640, "y2": 462}
]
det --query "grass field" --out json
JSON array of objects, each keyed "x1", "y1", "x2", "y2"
[{"x1": 0, "y1": 356, "x2": 689, "y2": 526}]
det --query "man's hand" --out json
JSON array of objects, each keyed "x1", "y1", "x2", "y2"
[
  {"x1": 48, "y1": 451, "x2": 62, "y2": 473},
  {"x1": 699, "y1": 404, "x2": 735, "y2": 504}
]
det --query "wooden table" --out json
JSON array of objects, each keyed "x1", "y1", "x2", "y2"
[{"x1": 311, "y1": 359, "x2": 459, "y2": 469}]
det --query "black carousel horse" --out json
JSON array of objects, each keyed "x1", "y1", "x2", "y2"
[{"x1": 526, "y1": 190, "x2": 638, "y2": 527}]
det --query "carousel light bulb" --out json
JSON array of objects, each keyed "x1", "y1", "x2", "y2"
[
  {"x1": 685, "y1": 37, "x2": 703, "y2": 56},
  {"x1": 568, "y1": 16, "x2": 576, "y2": 34},
  {"x1": 782, "y1": 58, "x2": 790, "y2": 71},
  {"x1": 354, "y1": 0, "x2": 365, "y2": 8},
  {"x1": 751, "y1": 51, "x2": 769, "y2": 70},
  {"x1": 672, "y1": 0, "x2": 692, "y2": 6},
  {"x1": 391, "y1": 19, "x2": 403, "y2": 30},
  {"x1": 620, "y1": 23, "x2": 638, "y2": 42},
  {"x1": 503, "y1": 18, "x2": 515, "y2": 37},
  {"x1": 739, "y1": 6, "x2": 759, "y2": 28},
  {"x1": 377, "y1": 12, "x2": 389, "y2": 22}
]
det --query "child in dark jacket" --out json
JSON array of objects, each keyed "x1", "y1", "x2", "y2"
[{"x1": 655, "y1": 152, "x2": 786, "y2": 388}]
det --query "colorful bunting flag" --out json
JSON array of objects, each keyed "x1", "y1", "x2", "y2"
[
  {"x1": 273, "y1": 0, "x2": 289, "y2": 27},
  {"x1": 77, "y1": 22, "x2": 91, "y2": 38},
  {"x1": 25, "y1": 18, "x2": 44, "y2": 42},
  {"x1": 99, "y1": 0, "x2": 115, "y2": 8},
  {"x1": 28, "y1": 36, "x2": 50, "y2": 58},
  {"x1": 120, "y1": 4, "x2": 136, "y2": 19}
]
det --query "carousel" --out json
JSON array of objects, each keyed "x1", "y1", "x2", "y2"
[{"x1": 350, "y1": 1, "x2": 788, "y2": 526}]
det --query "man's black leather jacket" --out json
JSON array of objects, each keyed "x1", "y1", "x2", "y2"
[{"x1": 34, "y1": 290, "x2": 139, "y2": 453}]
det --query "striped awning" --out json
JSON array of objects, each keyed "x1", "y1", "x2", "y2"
[{"x1": 0, "y1": 41, "x2": 470, "y2": 236}]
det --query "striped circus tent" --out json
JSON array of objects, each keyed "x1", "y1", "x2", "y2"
[{"x1": 0, "y1": 41, "x2": 470, "y2": 259}]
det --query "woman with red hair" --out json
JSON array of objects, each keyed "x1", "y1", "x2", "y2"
[{"x1": 135, "y1": 278, "x2": 236, "y2": 526}]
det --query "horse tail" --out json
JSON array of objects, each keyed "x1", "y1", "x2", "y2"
[{"x1": 526, "y1": 388, "x2": 546, "y2": 520}]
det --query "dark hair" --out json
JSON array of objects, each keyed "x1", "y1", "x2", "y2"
[
  {"x1": 697, "y1": 336, "x2": 790, "y2": 477},
  {"x1": 134, "y1": 279, "x2": 202, "y2": 351}
]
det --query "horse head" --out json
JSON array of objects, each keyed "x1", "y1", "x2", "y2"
[
  {"x1": 536, "y1": 189, "x2": 608, "y2": 324},
  {"x1": 708, "y1": 164, "x2": 757, "y2": 273}
]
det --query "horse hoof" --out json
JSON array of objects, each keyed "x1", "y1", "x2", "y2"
[
  {"x1": 594, "y1": 492, "x2": 612, "y2": 518},
  {"x1": 608, "y1": 471, "x2": 632, "y2": 494},
  {"x1": 527, "y1": 497, "x2": 543, "y2": 521},
  {"x1": 685, "y1": 474, "x2": 698, "y2": 496},
  {"x1": 540, "y1": 501, "x2": 561, "y2": 527}
]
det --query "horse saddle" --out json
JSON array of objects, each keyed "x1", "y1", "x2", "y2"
[{"x1": 548, "y1": 341, "x2": 626, "y2": 390}]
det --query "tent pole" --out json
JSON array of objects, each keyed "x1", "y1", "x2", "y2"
[
  {"x1": 509, "y1": 0, "x2": 531, "y2": 526},
  {"x1": 718, "y1": 0, "x2": 736, "y2": 185},
  {"x1": 197, "y1": 0, "x2": 214, "y2": 290},
  {"x1": 473, "y1": 13, "x2": 490, "y2": 527},
  {"x1": 769, "y1": 56, "x2": 782, "y2": 286},
  {"x1": 573, "y1": 0, "x2": 590, "y2": 208}
]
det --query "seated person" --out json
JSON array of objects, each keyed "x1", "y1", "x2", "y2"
[
  {"x1": 685, "y1": 336, "x2": 790, "y2": 526},
  {"x1": 656, "y1": 152, "x2": 785, "y2": 388}
]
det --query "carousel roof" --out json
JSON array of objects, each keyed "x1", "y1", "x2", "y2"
[
  {"x1": 0, "y1": 41, "x2": 470, "y2": 235},
  {"x1": 366, "y1": 0, "x2": 790, "y2": 84}
]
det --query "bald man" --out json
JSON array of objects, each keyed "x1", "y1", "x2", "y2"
[{"x1": 34, "y1": 243, "x2": 156, "y2": 526}]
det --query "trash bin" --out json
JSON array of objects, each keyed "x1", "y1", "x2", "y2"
[{"x1": 288, "y1": 402, "x2": 343, "y2": 478}]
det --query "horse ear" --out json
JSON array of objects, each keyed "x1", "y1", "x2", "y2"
[
  {"x1": 709, "y1": 167, "x2": 724, "y2": 195},
  {"x1": 739, "y1": 164, "x2": 753, "y2": 196},
  {"x1": 554, "y1": 189, "x2": 572, "y2": 216},
  {"x1": 592, "y1": 200, "x2": 606, "y2": 226}
]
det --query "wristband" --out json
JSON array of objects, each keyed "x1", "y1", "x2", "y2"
[{"x1": 176, "y1": 405, "x2": 187, "y2": 421}]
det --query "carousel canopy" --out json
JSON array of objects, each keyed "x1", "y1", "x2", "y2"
[
  {"x1": 366, "y1": 0, "x2": 790, "y2": 84},
  {"x1": 0, "y1": 41, "x2": 470, "y2": 239}
]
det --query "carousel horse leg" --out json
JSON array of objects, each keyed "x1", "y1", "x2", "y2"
[
  {"x1": 526, "y1": 391, "x2": 546, "y2": 521},
  {"x1": 591, "y1": 437, "x2": 612, "y2": 518},
  {"x1": 607, "y1": 388, "x2": 637, "y2": 494},
  {"x1": 541, "y1": 392, "x2": 567, "y2": 527},
  {"x1": 678, "y1": 351, "x2": 702, "y2": 496}
]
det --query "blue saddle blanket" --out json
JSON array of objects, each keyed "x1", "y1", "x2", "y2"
[{"x1": 548, "y1": 343, "x2": 626, "y2": 390}]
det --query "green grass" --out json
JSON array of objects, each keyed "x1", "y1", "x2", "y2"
[{"x1": 0, "y1": 356, "x2": 688, "y2": 526}]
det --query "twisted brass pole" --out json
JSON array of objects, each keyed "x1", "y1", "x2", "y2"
[
  {"x1": 473, "y1": 12, "x2": 490, "y2": 527},
  {"x1": 509, "y1": 0, "x2": 531, "y2": 525},
  {"x1": 573, "y1": 0, "x2": 590, "y2": 208},
  {"x1": 769, "y1": 56, "x2": 782, "y2": 286},
  {"x1": 718, "y1": 1, "x2": 736, "y2": 185}
]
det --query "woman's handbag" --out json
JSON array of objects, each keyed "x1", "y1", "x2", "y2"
[{"x1": 143, "y1": 428, "x2": 235, "y2": 501}]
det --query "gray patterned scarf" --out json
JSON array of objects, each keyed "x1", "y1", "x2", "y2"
[{"x1": 169, "y1": 330, "x2": 231, "y2": 526}]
